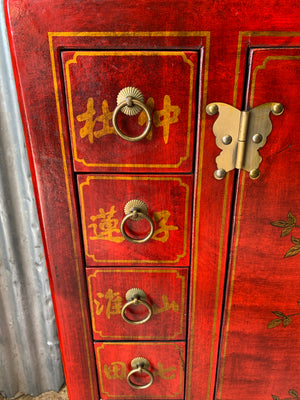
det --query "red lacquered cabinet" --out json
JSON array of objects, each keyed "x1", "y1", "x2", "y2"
[{"x1": 4, "y1": 1, "x2": 300, "y2": 400}]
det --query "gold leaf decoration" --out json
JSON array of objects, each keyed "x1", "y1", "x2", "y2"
[
  {"x1": 271, "y1": 212, "x2": 300, "y2": 258},
  {"x1": 267, "y1": 318, "x2": 282, "y2": 329},
  {"x1": 271, "y1": 389, "x2": 300, "y2": 400},
  {"x1": 289, "y1": 389, "x2": 299, "y2": 398},
  {"x1": 271, "y1": 211, "x2": 297, "y2": 237},
  {"x1": 284, "y1": 239, "x2": 300, "y2": 258},
  {"x1": 267, "y1": 304, "x2": 300, "y2": 329}
]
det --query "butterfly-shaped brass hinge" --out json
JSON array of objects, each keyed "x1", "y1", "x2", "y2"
[{"x1": 206, "y1": 102, "x2": 284, "y2": 180}]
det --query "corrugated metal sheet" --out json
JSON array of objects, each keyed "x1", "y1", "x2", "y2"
[{"x1": 0, "y1": 5, "x2": 64, "y2": 398}]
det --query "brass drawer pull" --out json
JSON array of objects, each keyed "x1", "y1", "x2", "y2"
[
  {"x1": 120, "y1": 199, "x2": 154, "y2": 244},
  {"x1": 121, "y1": 288, "x2": 153, "y2": 325},
  {"x1": 112, "y1": 87, "x2": 152, "y2": 142},
  {"x1": 127, "y1": 357, "x2": 154, "y2": 390}
]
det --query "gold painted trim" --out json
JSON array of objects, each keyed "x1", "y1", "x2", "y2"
[
  {"x1": 64, "y1": 50, "x2": 195, "y2": 169},
  {"x1": 233, "y1": 32, "x2": 244, "y2": 108},
  {"x1": 49, "y1": 31, "x2": 209, "y2": 37},
  {"x1": 79, "y1": 175, "x2": 190, "y2": 264},
  {"x1": 87, "y1": 269, "x2": 186, "y2": 340},
  {"x1": 95, "y1": 342, "x2": 185, "y2": 399},
  {"x1": 234, "y1": 31, "x2": 300, "y2": 107},
  {"x1": 186, "y1": 34, "x2": 212, "y2": 400},
  {"x1": 48, "y1": 34, "x2": 96, "y2": 399},
  {"x1": 250, "y1": 55, "x2": 300, "y2": 108}
]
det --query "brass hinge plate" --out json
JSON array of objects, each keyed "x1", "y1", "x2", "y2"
[{"x1": 206, "y1": 102, "x2": 284, "y2": 179}]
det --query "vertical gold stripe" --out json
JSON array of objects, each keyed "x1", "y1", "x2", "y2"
[
  {"x1": 48, "y1": 33, "x2": 95, "y2": 399},
  {"x1": 186, "y1": 33, "x2": 211, "y2": 400},
  {"x1": 233, "y1": 32, "x2": 244, "y2": 107}
]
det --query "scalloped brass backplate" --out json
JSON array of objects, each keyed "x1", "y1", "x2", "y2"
[{"x1": 206, "y1": 102, "x2": 284, "y2": 180}]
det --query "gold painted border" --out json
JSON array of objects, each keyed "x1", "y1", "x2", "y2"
[
  {"x1": 48, "y1": 35, "x2": 96, "y2": 399},
  {"x1": 79, "y1": 175, "x2": 190, "y2": 264},
  {"x1": 49, "y1": 31, "x2": 209, "y2": 37},
  {"x1": 64, "y1": 50, "x2": 195, "y2": 169},
  {"x1": 95, "y1": 342, "x2": 185, "y2": 398},
  {"x1": 233, "y1": 30, "x2": 300, "y2": 107},
  {"x1": 87, "y1": 269, "x2": 186, "y2": 340},
  {"x1": 217, "y1": 32, "x2": 300, "y2": 399},
  {"x1": 250, "y1": 55, "x2": 300, "y2": 107},
  {"x1": 48, "y1": 30, "x2": 211, "y2": 400}
]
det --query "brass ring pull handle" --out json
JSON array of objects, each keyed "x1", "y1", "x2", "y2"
[
  {"x1": 127, "y1": 357, "x2": 154, "y2": 390},
  {"x1": 121, "y1": 288, "x2": 153, "y2": 325},
  {"x1": 112, "y1": 87, "x2": 152, "y2": 142},
  {"x1": 120, "y1": 200, "x2": 155, "y2": 244}
]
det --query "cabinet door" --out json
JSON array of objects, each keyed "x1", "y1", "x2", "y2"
[{"x1": 215, "y1": 48, "x2": 300, "y2": 400}]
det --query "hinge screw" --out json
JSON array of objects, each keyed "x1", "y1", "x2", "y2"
[
  {"x1": 222, "y1": 135, "x2": 233, "y2": 145},
  {"x1": 272, "y1": 103, "x2": 284, "y2": 115},
  {"x1": 249, "y1": 169, "x2": 260, "y2": 179},
  {"x1": 252, "y1": 133, "x2": 263, "y2": 144},
  {"x1": 214, "y1": 169, "x2": 226, "y2": 180}
]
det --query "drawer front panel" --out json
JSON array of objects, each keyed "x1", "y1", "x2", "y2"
[
  {"x1": 77, "y1": 175, "x2": 193, "y2": 266},
  {"x1": 61, "y1": 50, "x2": 198, "y2": 173},
  {"x1": 94, "y1": 342, "x2": 185, "y2": 399},
  {"x1": 86, "y1": 268, "x2": 188, "y2": 340}
]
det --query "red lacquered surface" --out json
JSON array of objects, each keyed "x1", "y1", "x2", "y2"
[
  {"x1": 5, "y1": 1, "x2": 300, "y2": 400},
  {"x1": 86, "y1": 268, "x2": 188, "y2": 340},
  {"x1": 77, "y1": 174, "x2": 193, "y2": 266},
  {"x1": 215, "y1": 47, "x2": 300, "y2": 399},
  {"x1": 3, "y1": 14, "x2": 234, "y2": 396},
  {"x1": 94, "y1": 342, "x2": 185, "y2": 399},
  {"x1": 61, "y1": 50, "x2": 198, "y2": 173}
]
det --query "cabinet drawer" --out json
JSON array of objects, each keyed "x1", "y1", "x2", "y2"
[
  {"x1": 77, "y1": 175, "x2": 193, "y2": 266},
  {"x1": 94, "y1": 342, "x2": 185, "y2": 399},
  {"x1": 61, "y1": 50, "x2": 198, "y2": 173},
  {"x1": 86, "y1": 268, "x2": 188, "y2": 340}
]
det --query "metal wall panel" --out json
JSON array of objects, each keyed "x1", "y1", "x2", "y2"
[{"x1": 0, "y1": 5, "x2": 64, "y2": 398}]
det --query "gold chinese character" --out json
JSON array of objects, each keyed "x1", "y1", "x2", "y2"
[
  {"x1": 153, "y1": 295, "x2": 179, "y2": 315},
  {"x1": 139, "y1": 95, "x2": 182, "y2": 144},
  {"x1": 152, "y1": 210, "x2": 178, "y2": 243},
  {"x1": 103, "y1": 361, "x2": 175, "y2": 381},
  {"x1": 89, "y1": 206, "x2": 124, "y2": 243},
  {"x1": 153, "y1": 95, "x2": 181, "y2": 144},
  {"x1": 89, "y1": 205, "x2": 177, "y2": 244},
  {"x1": 104, "y1": 362, "x2": 127, "y2": 380},
  {"x1": 77, "y1": 95, "x2": 180, "y2": 145},
  {"x1": 154, "y1": 363, "x2": 176, "y2": 380},
  {"x1": 138, "y1": 97, "x2": 155, "y2": 140},
  {"x1": 93, "y1": 292, "x2": 104, "y2": 316},
  {"x1": 94, "y1": 289, "x2": 123, "y2": 319},
  {"x1": 76, "y1": 98, "x2": 114, "y2": 143}
]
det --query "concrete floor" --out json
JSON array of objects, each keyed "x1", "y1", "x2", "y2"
[{"x1": 0, "y1": 386, "x2": 68, "y2": 400}]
